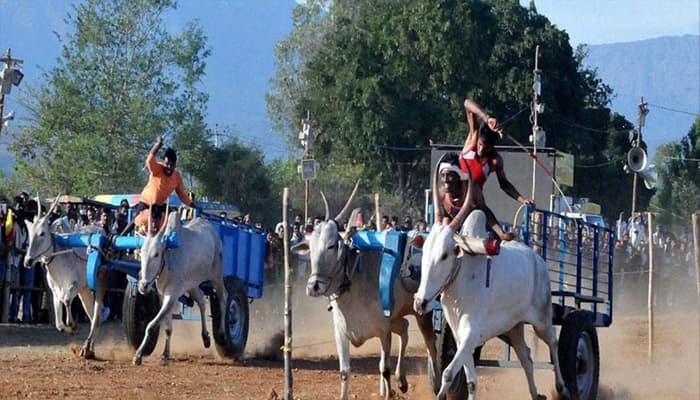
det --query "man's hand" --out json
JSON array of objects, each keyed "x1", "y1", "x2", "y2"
[
  {"x1": 521, "y1": 198, "x2": 535, "y2": 206},
  {"x1": 156, "y1": 135, "x2": 164, "y2": 145}
]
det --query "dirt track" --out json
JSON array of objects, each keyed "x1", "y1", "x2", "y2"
[{"x1": 1, "y1": 272, "x2": 698, "y2": 400}]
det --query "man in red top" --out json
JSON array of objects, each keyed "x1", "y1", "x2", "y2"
[
  {"x1": 438, "y1": 99, "x2": 533, "y2": 241},
  {"x1": 130, "y1": 135, "x2": 197, "y2": 233}
]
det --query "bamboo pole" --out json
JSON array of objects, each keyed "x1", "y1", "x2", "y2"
[
  {"x1": 646, "y1": 212, "x2": 654, "y2": 363},
  {"x1": 283, "y1": 188, "x2": 293, "y2": 399},
  {"x1": 693, "y1": 212, "x2": 700, "y2": 306}
]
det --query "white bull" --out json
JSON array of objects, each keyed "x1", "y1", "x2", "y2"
[
  {"x1": 24, "y1": 198, "x2": 107, "y2": 359},
  {"x1": 293, "y1": 182, "x2": 438, "y2": 400},
  {"x1": 133, "y1": 210, "x2": 227, "y2": 365},
  {"x1": 412, "y1": 171, "x2": 568, "y2": 400}
]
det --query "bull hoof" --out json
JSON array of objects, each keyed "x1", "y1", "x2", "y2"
[
  {"x1": 133, "y1": 355, "x2": 142, "y2": 366},
  {"x1": 80, "y1": 347, "x2": 95, "y2": 359},
  {"x1": 202, "y1": 332, "x2": 211, "y2": 348},
  {"x1": 159, "y1": 356, "x2": 169, "y2": 366},
  {"x1": 536, "y1": 395, "x2": 546, "y2": 400},
  {"x1": 398, "y1": 376, "x2": 408, "y2": 393}
]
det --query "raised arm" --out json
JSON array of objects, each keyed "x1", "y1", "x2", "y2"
[
  {"x1": 146, "y1": 135, "x2": 164, "y2": 173},
  {"x1": 463, "y1": 99, "x2": 501, "y2": 153}
]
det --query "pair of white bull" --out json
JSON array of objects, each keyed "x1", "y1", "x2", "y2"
[
  {"x1": 24, "y1": 197, "x2": 226, "y2": 365},
  {"x1": 296, "y1": 180, "x2": 569, "y2": 400}
]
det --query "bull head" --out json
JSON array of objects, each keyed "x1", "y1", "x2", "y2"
[
  {"x1": 139, "y1": 199, "x2": 171, "y2": 294},
  {"x1": 414, "y1": 162, "x2": 474, "y2": 315},
  {"x1": 24, "y1": 194, "x2": 62, "y2": 268},
  {"x1": 293, "y1": 181, "x2": 359, "y2": 298}
]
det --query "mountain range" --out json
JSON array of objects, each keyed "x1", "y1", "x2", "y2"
[{"x1": 586, "y1": 34, "x2": 699, "y2": 159}]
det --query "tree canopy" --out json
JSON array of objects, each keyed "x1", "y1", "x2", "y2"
[
  {"x1": 267, "y1": 0, "x2": 638, "y2": 220},
  {"x1": 10, "y1": 0, "x2": 210, "y2": 196}
]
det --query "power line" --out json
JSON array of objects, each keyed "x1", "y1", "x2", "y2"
[{"x1": 648, "y1": 103, "x2": 700, "y2": 117}]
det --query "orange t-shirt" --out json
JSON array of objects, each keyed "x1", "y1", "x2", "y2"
[{"x1": 139, "y1": 153, "x2": 192, "y2": 206}]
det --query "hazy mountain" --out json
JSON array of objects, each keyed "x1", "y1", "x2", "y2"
[{"x1": 584, "y1": 35, "x2": 700, "y2": 157}]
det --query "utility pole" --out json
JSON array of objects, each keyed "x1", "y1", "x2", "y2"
[
  {"x1": 631, "y1": 96, "x2": 649, "y2": 216},
  {"x1": 530, "y1": 45, "x2": 545, "y2": 202},
  {"x1": 299, "y1": 112, "x2": 316, "y2": 222},
  {"x1": 0, "y1": 48, "x2": 25, "y2": 134}
]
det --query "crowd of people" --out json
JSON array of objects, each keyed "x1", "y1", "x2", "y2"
[{"x1": 614, "y1": 211, "x2": 695, "y2": 272}]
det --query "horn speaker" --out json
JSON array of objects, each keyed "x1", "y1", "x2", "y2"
[{"x1": 627, "y1": 147, "x2": 647, "y2": 172}]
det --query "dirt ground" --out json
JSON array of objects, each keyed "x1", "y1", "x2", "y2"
[{"x1": 1, "y1": 271, "x2": 698, "y2": 400}]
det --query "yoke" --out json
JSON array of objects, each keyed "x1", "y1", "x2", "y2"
[{"x1": 351, "y1": 230, "x2": 406, "y2": 317}]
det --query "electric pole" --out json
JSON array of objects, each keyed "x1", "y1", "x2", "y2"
[
  {"x1": 631, "y1": 96, "x2": 649, "y2": 216},
  {"x1": 530, "y1": 45, "x2": 545, "y2": 202},
  {"x1": 299, "y1": 112, "x2": 316, "y2": 222},
  {"x1": 0, "y1": 48, "x2": 25, "y2": 134}
]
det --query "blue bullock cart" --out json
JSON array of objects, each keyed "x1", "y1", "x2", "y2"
[
  {"x1": 352, "y1": 205, "x2": 613, "y2": 400},
  {"x1": 54, "y1": 194, "x2": 266, "y2": 359}
]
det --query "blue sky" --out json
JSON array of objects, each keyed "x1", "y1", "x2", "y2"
[
  {"x1": 522, "y1": 0, "x2": 699, "y2": 46},
  {"x1": 1, "y1": 0, "x2": 698, "y2": 166}
]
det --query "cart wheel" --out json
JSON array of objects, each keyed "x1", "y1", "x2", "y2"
[
  {"x1": 211, "y1": 276, "x2": 249, "y2": 360},
  {"x1": 558, "y1": 310, "x2": 600, "y2": 400},
  {"x1": 122, "y1": 280, "x2": 160, "y2": 356},
  {"x1": 428, "y1": 317, "x2": 481, "y2": 399}
]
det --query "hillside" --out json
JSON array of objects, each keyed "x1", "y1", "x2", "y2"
[{"x1": 585, "y1": 35, "x2": 699, "y2": 157}]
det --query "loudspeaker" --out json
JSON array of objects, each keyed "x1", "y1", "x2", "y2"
[
  {"x1": 639, "y1": 164, "x2": 658, "y2": 189},
  {"x1": 627, "y1": 147, "x2": 647, "y2": 172}
]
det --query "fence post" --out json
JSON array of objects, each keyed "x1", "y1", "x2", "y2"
[
  {"x1": 646, "y1": 212, "x2": 654, "y2": 363},
  {"x1": 283, "y1": 187, "x2": 293, "y2": 400},
  {"x1": 693, "y1": 212, "x2": 700, "y2": 307}
]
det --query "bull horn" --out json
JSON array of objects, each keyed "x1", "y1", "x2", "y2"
[
  {"x1": 159, "y1": 197, "x2": 170, "y2": 234},
  {"x1": 47, "y1": 194, "x2": 61, "y2": 217},
  {"x1": 320, "y1": 191, "x2": 330, "y2": 221},
  {"x1": 148, "y1": 204, "x2": 153, "y2": 237},
  {"x1": 334, "y1": 180, "x2": 360, "y2": 223},
  {"x1": 433, "y1": 155, "x2": 446, "y2": 223},
  {"x1": 448, "y1": 174, "x2": 473, "y2": 231}
]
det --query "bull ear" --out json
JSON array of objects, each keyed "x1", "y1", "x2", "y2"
[
  {"x1": 291, "y1": 241, "x2": 310, "y2": 261},
  {"x1": 410, "y1": 235, "x2": 425, "y2": 249}
]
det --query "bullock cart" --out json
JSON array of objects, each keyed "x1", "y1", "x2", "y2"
[
  {"x1": 426, "y1": 205, "x2": 613, "y2": 400},
  {"x1": 51, "y1": 194, "x2": 266, "y2": 360}
]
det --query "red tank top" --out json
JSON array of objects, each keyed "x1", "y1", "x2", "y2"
[{"x1": 459, "y1": 147, "x2": 491, "y2": 189}]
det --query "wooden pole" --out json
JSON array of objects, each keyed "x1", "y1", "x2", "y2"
[
  {"x1": 693, "y1": 212, "x2": 700, "y2": 305},
  {"x1": 304, "y1": 180, "x2": 309, "y2": 224},
  {"x1": 374, "y1": 193, "x2": 381, "y2": 231},
  {"x1": 646, "y1": 212, "x2": 654, "y2": 363},
  {"x1": 283, "y1": 188, "x2": 293, "y2": 399}
]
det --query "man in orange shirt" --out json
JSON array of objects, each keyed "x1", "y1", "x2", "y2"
[{"x1": 128, "y1": 136, "x2": 198, "y2": 233}]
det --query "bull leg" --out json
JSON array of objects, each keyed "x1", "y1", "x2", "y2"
[
  {"x1": 378, "y1": 328, "x2": 393, "y2": 399},
  {"x1": 80, "y1": 272, "x2": 108, "y2": 359},
  {"x1": 390, "y1": 317, "x2": 409, "y2": 393},
  {"x1": 506, "y1": 324, "x2": 542, "y2": 400},
  {"x1": 333, "y1": 325, "x2": 351, "y2": 400},
  {"x1": 160, "y1": 306, "x2": 174, "y2": 364},
  {"x1": 211, "y1": 278, "x2": 227, "y2": 339},
  {"x1": 438, "y1": 325, "x2": 478, "y2": 400},
  {"x1": 133, "y1": 294, "x2": 176, "y2": 365},
  {"x1": 190, "y1": 288, "x2": 210, "y2": 348},
  {"x1": 415, "y1": 311, "x2": 439, "y2": 390},
  {"x1": 52, "y1": 292, "x2": 68, "y2": 332},
  {"x1": 77, "y1": 286, "x2": 95, "y2": 328},
  {"x1": 532, "y1": 320, "x2": 568, "y2": 398}
]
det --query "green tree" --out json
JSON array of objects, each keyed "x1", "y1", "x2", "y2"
[
  {"x1": 268, "y1": 0, "x2": 623, "y2": 213},
  {"x1": 651, "y1": 118, "x2": 700, "y2": 229},
  {"x1": 193, "y1": 140, "x2": 277, "y2": 227},
  {"x1": 10, "y1": 0, "x2": 209, "y2": 196}
]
